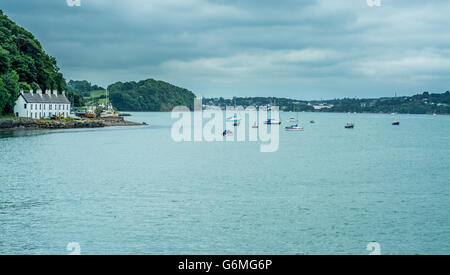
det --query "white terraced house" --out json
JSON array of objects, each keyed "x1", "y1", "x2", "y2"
[{"x1": 14, "y1": 89, "x2": 71, "y2": 119}]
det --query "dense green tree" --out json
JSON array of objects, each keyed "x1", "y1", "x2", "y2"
[
  {"x1": 0, "y1": 70, "x2": 19, "y2": 114},
  {"x1": 108, "y1": 79, "x2": 196, "y2": 111},
  {"x1": 66, "y1": 91, "x2": 84, "y2": 108},
  {"x1": 0, "y1": 46, "x2": 10, "y2": 74},
  {"x1": 0, "y1": 11, "x2": 66, "y2": 114},
  {"x1": 0, "y1": 78, "x2": 8, "y2": 113},
  {"x1": 30, "y1": 82, "x2": 40, "y2": 91},
  {"x1": 19, "y1": 82, "x2": 31, "y2": 91},
  {"x1": 67, "y1": 80, "x2": 105, "y2": 97}
]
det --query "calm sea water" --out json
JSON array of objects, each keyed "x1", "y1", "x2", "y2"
[{"x1": 0, "y1": 112, "x2": 449, "y2": 255}]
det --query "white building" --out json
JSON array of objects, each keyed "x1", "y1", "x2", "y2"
[
  {"x1": 310, "y1": 103, "x2": 334, "y2": 110},
  {"x1": 14, "y1": 89, "x2": 71, "y2": 119}
]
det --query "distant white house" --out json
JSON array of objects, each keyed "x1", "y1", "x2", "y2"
[
  {"x1": 14, "y1": 89, "x2": 71, "y2": 119},
  {"x1": 309, "y1": 103, "x2": 334, "y2": 110}
]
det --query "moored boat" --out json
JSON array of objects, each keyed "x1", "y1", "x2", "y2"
[
  {"x1": 100, "y1": 109, "x2": 119, "y2": 118},
  {"x1": 223, "y1": 130, "x2": 233, "y2": 136},
  {"x1": 345, "y1": 123, "x2": 355, "y2": 129},
  {"x1": 86, "y1": 110, "x2": 95, "y2": 118},
  {"x1": 285, "y1": 124, "x2": 304, "y2": 131},
  {"x1": 264, "y1": 119, "x2": 282, "y2": 125}
]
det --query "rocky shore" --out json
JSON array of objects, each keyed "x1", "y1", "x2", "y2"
[{"x1": 0, "y1": 117, "x2": 147, "y2": 131}]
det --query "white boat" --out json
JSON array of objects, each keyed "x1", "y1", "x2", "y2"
[
  {"x1": 227, "y1": 97, "x2": 241, "y2": 121},
  {"x1": 100, "y1": 109, "x2": 119, "y2": 118},
  {"x1": 285, "y1": 105, "x2": 303, "y2": 131},
  {"x1": 285, "y1": 124, "x2": 304, "y2": 131}
]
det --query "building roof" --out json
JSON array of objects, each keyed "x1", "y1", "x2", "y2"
[{"x1": 21, "y1": 93, "x2": 70, "y2": 104}]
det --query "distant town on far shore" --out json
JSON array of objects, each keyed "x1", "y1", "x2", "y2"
[{"x1": 68, "y1": 78, "x2": 450, "y2": 115}]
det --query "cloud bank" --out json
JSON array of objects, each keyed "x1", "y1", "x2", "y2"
[{"x1": 2, "y1": 0, "x2": 450, "y2": 99}]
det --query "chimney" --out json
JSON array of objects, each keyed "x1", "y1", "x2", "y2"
[
  {"x1": 29, "y1": 89, "x2": 33, "y2": 94},
  {"x1": 45, "y1": 89, "x2": 51, "y2": 96},
  {"x1": 52, "y1": 90, "x2": 58, "y2": 96},
  {"x1": 37, "y1": 89, "x2": 43, "y2": 97},
  {"x1": 62, "y1": 91, "x2": 66, "y2": 97},
  {"x1": 20, "y1": 89, "x2": 24, "y2": 95}
]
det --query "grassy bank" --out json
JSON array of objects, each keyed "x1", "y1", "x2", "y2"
[
  {"x1": 84, "y1": 90, "x2": 110, "y2": 106},
  {"x1": 0, "y1": 115, "x2": 16, "y2": 120}
]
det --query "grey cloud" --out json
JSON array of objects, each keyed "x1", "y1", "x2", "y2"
[{"x1": 1, "y1": 0, "x2": 449, "y2": 99}]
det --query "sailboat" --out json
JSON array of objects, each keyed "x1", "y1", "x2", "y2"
[
  {"x1": 392, "y1": 92, "x2": 400, "y2": 125},
  {"x1": 227, "y1": 97, "x2": 241, "y2": 126},
  {"x1": 285, "y1": 106, "x2": 303, "y2": 131},
  {"x1": 233, "y1": 114, "x2": 240, "y2": 127},
  {"x1": 287, "y1": 106, "x2": 297, "y2": 122},
  {"x1": 285, "y1": 124, "x2": 303, "y2": 131}
]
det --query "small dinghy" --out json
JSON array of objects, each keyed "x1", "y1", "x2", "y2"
[
  {"x1": 223, "y1": 130, "x2": 233, "y2": 136},
  {"x1": 345, "y1": 123, "x2": 355, "y2": 129}
]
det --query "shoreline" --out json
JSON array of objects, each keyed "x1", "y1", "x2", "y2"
[
  {"x1": 117, "y1": 110, "x2": 448, "y2": 115},
  {"x1": 0, "y1": 117, "x2": 147, "y2": 131}
]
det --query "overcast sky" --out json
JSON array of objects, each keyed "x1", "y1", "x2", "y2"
[{"x1": 2, "y1": 0, "x2": 450, "y2": 99}]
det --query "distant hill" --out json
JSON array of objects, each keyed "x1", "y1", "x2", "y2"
[
  {"x1": 108, "y1": 79, "x2": 196, "y2": 111},
  {"x1": 0, "y1": 10, "x2": 66, "y2": 115},
  {"x1": 67, "y1": 80, "x2": 105, "y2": 97},
  {"x1": 313, "y1": 91, "x2": 450, "y2": 114},
  {"x1": 204, "y1": 91, "x2": 450, "y2": 114}
]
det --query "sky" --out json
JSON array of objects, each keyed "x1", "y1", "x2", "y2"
[{"x1": 1, "y1": 0, "x2": 450, "y2": 99}]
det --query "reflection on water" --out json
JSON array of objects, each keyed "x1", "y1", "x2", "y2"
[
  {"x1": 0, "y1": 129, "x2": 52, "y2": 139},
  {"x1": 0, "y1": 200, "x2": 49, "y2": 211},
  {"x1": 0, "y1": 125, "x2": 152, "y2": 140}
]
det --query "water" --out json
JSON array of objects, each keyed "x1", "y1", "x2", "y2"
[{"x1": 0, "y1": 112, "x2": 449, "y2": 255}]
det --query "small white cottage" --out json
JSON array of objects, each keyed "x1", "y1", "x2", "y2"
[{"x1": 14, "y1": 89, "x2": 71, "y2": 119}]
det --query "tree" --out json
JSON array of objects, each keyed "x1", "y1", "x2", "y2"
[
  {"x1": 0, "y1": 46, "x2": 10, "y2": 74},
  {"x1": 19, "y1": 82, "x2": 31, "y2": 91},
  {"x1": 0, "y1": 70, "x2": 19, "y2": 114},
  {"x1": 66, "y1": 80, "x2": 103, "y2": 96},
  {"x1": 0, "y1": 11, "x2": 66, "y2": 114},
  {"x1": 30, "y1": 82, "x2": 40, "y2": 91},
  {"x1": 66, "y1": 91, "x2": 84, "y2": 107},
  {"x1": 0, "y1": 78, "x2": 8, "y2": 113},
  {"x1": 108, "y1": 78, "x2": 196, "y2": 111}
]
